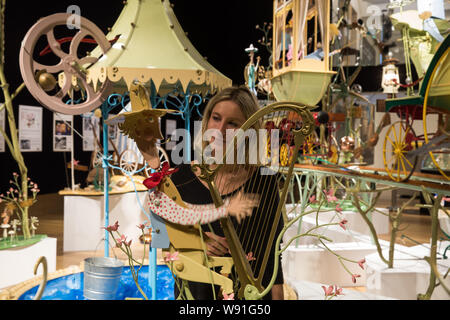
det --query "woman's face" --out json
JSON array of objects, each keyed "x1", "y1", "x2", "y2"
[{"x1": 206, "y1": 100, "x2": 246, "y2": 151}]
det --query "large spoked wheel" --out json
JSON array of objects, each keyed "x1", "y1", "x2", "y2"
[
  {"x1": 383, "y1": 121, "x2": 418, "y2": 182},
  {"x1": 19, "y1": 13, "x2": 112, "y2": 115},
  {"x1": 280, "y1": 143, "x2": 293, "y2": 167},
  {"x1": 144, "y1": 146, "x2": 170, "y2": 177},
  {"x1": 300, "y1": 131, "x2": 320, "y2": 165},
  {"x1": 423, "y1": 43, "x2": 450, "y2": 180},
  {"x1": 119, "y1": 149, "x2": 139, "y2": 176}
]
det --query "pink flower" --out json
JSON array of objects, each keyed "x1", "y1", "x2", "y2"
[
  {"x1": 164, "y1": 251, "x2": 180, "y2": 263},
  {"x1": 351, "y1": 274, "x2": 361, "y2": 283},
  {"x1": 334, "y1": 285, "x2": 344, "y2": 296},
  {"x1": 137, "y1": 224, "x2": 145, "y2": 230},
  {"x1": 309, "y1": 195, "x2": 317, "y2": 203},
  {"x1": 358, "y1": 258, "x2": 366, "y2": 270},
  {"x1": 326, "y1": 190, "x2": 338, "y2": 202},
  {"x1": 104, "y1": 221, "x2": 119, "y2": 232},
  {"x1": 339, "y1": 219, "x2": 348, "y2": 230},
  {"x1": 322, "y1": 285, "x2": 334, "y2": 296},
  {"x1": 223, "y1": 292, "x2": 235, "y2": 300},
  {"x1": 335, "y1": 204, "x2": 343, "y2": 213},
  {"x1": 12, "y1": 172, "x2": 18, "y2": 176},
  {"x1": 246, "y1": 252, "x2": 256, "y2": 262},
  {"x1": 116, "y1": 234, "x2": 127, "y2": 248}
]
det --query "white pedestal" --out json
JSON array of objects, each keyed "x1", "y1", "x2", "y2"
[
  {"x1": 63, "y1": 191, "x2": 148, "y2": 252},
  {"x1": 282, "y1": 205, "x2": 397, "y2": 287},
  {"x1": 282, "y1": 242, "x2": 383, "y2": 287},
  {"x1": 365, "y1": 242, "x2": 450, "y2": 300},
  {"x1": 285, "y1": 278, "x2": 396, "y2": 300},
  {"x1": 0, "y1": 237, "x2": 57, "y2": 289},
  {"x1": 285, "y1": 204, "x2": 389, "y2": 237}
]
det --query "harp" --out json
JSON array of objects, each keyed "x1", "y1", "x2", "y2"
[
  {"x1": 111, "y1": 84, "x2": 313, "y2": 299},
  {"x1": 193, "y1": 102, "x2": 314, "y2": 299}
]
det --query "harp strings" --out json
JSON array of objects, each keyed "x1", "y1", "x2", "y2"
[{"x1": 233, "y1": 110, "x2": 285, "y2": 280}]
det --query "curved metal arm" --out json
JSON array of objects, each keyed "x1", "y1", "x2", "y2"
[{"x1": 32, "y1": 256, "x2": 48, "y2": 300}]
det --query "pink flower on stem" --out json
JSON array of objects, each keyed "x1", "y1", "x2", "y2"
[
  {"x1": 335, "y1": 204, "x2": 343, "y2": 213},
  {"x1": 223, "y1": 292, "x2": 235, "y2": 300},
  {"x1": 358, "y1": 258, "x2": 366, "y2": 270},
  {"x1": 104, "y1": 221, "x2": 119, "y2": 232},
  {"x1": 334, "y1": 285, "x2": 344, "y2": 296},
  {"x1": 116, "y1": 234, "x2": 127, "y2": 248},
  {"x1": 322, "y1": 285, "x2": 334, "y2": 296},
  {"x1": 339, "y1": 219, "x2": 348, "y2": 230},
  {"x1": 309, "y1": 195, "x2": 317, "y2": 203},
  {"x1": 137, "y1": 224, "x2": 145, "y2": 230},
  {"x1": 351, "y1": 274, "x2": 361, "y2": 283},
  {"x1": 164, "y1": 251, "x2": 180, "y2": 263}
]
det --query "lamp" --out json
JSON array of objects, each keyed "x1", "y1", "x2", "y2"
[{"x1": 382, "y1": 52, "x2": 400, "y2": 95}]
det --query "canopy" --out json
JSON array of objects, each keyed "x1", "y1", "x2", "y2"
[{"x1": 86, "y1": 0, "x2": 232, "y2": 96}]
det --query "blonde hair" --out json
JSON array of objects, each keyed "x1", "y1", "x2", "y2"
[{"x1": 194, "y1": 86, "x2": 261, "y2": 162}]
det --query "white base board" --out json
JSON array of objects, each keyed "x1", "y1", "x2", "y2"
[
  {"x1": 365, "y1": 242, "x2": 450, "y2": 300},
  {"x1": 0, "y1": 237, "x2": 57, "y2": 289},
  {"x1": 285, "y1": 277, "x2": 396, "y2": 300},
  {"x1": 63, "y1": 191, "x2": 149, "y2": 252}
]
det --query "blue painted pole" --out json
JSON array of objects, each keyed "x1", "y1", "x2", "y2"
[{"x1": 102, "y1": 103, "x2": 110, "y2": 257}]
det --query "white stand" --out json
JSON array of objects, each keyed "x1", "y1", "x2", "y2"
[
  {"x1": 0, "y1": 237, "x2": 57, "y2": 289},
  {"x1": 63, "y1": 191, "x2": 148, "y2": 252},
  {"x1": 285, "y1": 278, "x2": 396, "y2": 300},
  {"x1": 365, "y1": 241, "x2": 450, "y2": 300}
]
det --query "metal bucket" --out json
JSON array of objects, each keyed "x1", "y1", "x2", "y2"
[{"x1": 83, "y1": 257, "x2": 124, "y2": 300}]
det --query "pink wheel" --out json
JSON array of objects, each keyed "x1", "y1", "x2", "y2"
[{"x1": 19, "y1": 13, "x2": 112, "y2": 115}]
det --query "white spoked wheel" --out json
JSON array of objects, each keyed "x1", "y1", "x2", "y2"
[
  {"x1": 144, "y1": 146, "x2": 170, "y2": 177},
  {"x1": 119, "y1": 149, "x2": 139, "y2": 176},
  {"x1": 19, "y1": 13, "x2": 112, "y2": 115}
]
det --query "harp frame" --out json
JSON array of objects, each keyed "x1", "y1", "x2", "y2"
[{"x1": 193, "y1": 101, "x2": 314, "y2": 299}]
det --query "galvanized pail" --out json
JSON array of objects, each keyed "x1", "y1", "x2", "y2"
[{"x1": 83, "y1": 257, "x2": 124, "y2": 300}]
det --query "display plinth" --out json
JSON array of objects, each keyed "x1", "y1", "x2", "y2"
[
  {"x1": 365, "y1": 242, "x2": 450, "y2": 300},
  {"x1": 63, "y1": 191, "x2": 148, "y2": 252},
  {"x1": 282, "y1": 207, "x2": 394, "y2": 287},
  {"x1": 285, "y1": 204, "x2": 389, "y2": 237},
  {"x1": 0, "y1": 237, "x2": 57, "y2": 289},
  {"x1": 285, "y1": 278, "x2": 396, "y2": 300},
  {"x1": 282, "y1": 241, "x2": 385, "y2": 287}
]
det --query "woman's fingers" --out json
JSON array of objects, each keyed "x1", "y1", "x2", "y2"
[{"x1": 204, "y1": 232, "x2": 229, "y2": 256}]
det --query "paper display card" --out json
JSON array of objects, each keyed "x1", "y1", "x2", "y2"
[
  {"x1": 18, "y1": 105, "x2": 43, "y2": 152},
  {"x1": 0, "y1": 107, "x2": 5, "y2": 152},
  {"x1": 82, "y1": 114, "x2": 100, "y2": 151},
  {"x1": 53, "y1": 112, "x2": 73, "y2": 152}
]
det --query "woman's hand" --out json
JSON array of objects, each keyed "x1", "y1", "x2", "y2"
[
  {"x1": 204, "y1": 232, "x2": 229, "y2": 256},
  {"x1": 227, "y1": 190, "x2": 260, "y2": 223}
]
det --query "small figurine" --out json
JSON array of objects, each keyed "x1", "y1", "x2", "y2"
[
  {"x1": 244, "y1": 44, "x2": 260, "y2": 96},
  {"x1": 30, "y1": 216, "x2": 39, "y2": 237},
  {"x1": 11, "y1": 219, "x2": 21, "y2": 241},
  {"x1": 339, "y1": 136, "x2": 355, "y2": 164}
]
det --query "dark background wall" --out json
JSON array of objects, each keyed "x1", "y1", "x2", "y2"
[
  {"x1": 0, "y1": 0, "x2": 274, "y2": 194},
  {"x1": 0, "y1": 0, "x2": 405, "y2": 194}
]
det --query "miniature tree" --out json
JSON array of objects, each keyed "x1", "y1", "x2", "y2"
[{"x1": 0, "y1": 1, "x2": 34, "y2": 239}]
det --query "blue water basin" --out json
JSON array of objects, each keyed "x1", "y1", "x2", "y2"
[{"x1": 19, "y1": 265, "x2": 174, "y2": 300}]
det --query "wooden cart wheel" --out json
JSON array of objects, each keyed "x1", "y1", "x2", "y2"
[
  {"x1": 423, "y1": 43, "x2": 450, "y2": 180},
  {"x1": 144, "y1": 146, "x2": 170, "y2": 177},
  {"x1": 383, "y1": 121, "x2": 418, "y2": 182},
  {"x1": 300, "y1": 131, "x2": 320, "y2": 164},
  {"x1": 19, "y1": 13, "x2": 112, "y2": 115},
  {"x1": 119, "y1": 149, "x2": 139, "y2": 176},
  {"x1": 280, "y1": 143, "x2": 293, "y2": 167}
]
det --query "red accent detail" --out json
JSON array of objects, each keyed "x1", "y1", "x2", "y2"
[
  {"x1": 143, "y1": 162, "x2": 178, "y2": 189},
  {"x1": 39, "y1": 35, "x2": 121, "y2": 56}
]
